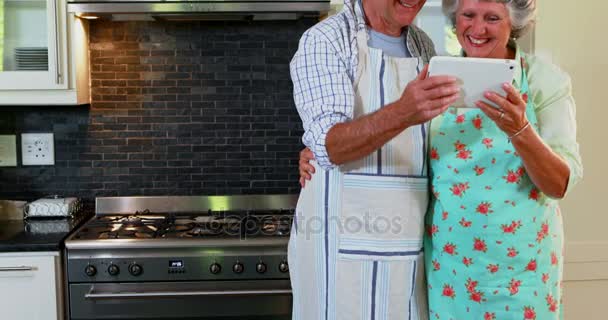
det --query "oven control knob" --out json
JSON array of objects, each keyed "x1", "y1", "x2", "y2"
[
  {"x1": 233, "y1": 262, "x2": 244, "y2": 274},
  {"x1": 209, "y1": 263, "x2": 222, "y2": 274},
  {"x1": 256, "y1": 262, "x2": 267, "y2": 274},
  {"x1": 279, "y1": 261, "x2": 289, "y2": 273},
  {"x1": 84, "y1": 265, "x2": 97, "y2": 277},
  {"x1": 129, "y1": 264, "x2": 143, "y2": 276},
  {"x1": 108, "y1": 264, "x2": 120, "y2": 276}
]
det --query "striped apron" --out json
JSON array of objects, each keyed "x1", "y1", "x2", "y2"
[{"x1": 289, "y1": 27, "x2": 430, "y2": 320}]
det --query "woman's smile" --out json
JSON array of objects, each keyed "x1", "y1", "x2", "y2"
[
  {"x1": 467, "y1": 35, "x2": 491, "y2": 46},
  {"x1": 399, "y1": 0, "x2": 417, "y2": 8}
]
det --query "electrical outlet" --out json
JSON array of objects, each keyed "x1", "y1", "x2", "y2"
[{"x1": 21, "y1": 133, "x2": 55, "y2": 166}]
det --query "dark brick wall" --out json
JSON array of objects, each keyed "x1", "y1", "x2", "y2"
[{"x1": 0, "y1": 19, "x2": 315, "y2": 201}]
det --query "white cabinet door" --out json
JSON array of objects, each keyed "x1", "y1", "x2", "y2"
[
  {"x1": 0, "y1": 252, "x2": 62, "y2": 320},
  {"x1": 0, "y1": 0, "x2": 90, "y2": 105},
  {"x1": 0, "y1": 0, "x2": 67, "y2": 90}
]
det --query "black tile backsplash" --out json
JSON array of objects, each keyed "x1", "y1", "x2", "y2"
[{"x1": 0, "y1": 19, "x2": 315, "y2": 200}]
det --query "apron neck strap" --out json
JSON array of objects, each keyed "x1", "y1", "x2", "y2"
[{"x1": 519, "y1": 56, "x2": 530, "y2": 95}]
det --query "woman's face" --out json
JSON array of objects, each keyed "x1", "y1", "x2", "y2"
[{"x1": 455, "y1": 0, "x2": 513, "y2": 59}]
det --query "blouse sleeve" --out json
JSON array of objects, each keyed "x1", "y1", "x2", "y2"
[
  {"x1": 529, "y1": 56, "x2": 583, "y2": 196},
  {"x1": 290, "y1": 30, "x2": 355, "y2": 170}
]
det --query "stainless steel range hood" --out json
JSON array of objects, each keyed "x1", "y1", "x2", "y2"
[{"x1": 67, "y1": 0, "x2": 331, "y2": 20}]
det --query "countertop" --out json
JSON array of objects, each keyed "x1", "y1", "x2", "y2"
[{"x1": 0, "y1": 211, "x2": 92, "y2": 252}]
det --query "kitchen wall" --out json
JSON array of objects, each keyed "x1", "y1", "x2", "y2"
[
  {"x1": 534, "y1": 0, "x2": 608, "y2": 318},
  {"x1": 0, "y1": 19, "x2": 316, "y2": 200}
]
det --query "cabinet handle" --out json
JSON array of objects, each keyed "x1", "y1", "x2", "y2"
[
  {"x1": 0, "y1": 266, "x2": 35, "y2": 272},
  {"x1": 51, "y1": 0, "x2": 62, "y2": 84}
]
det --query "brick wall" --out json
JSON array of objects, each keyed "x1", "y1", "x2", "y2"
[{"x1": 0, "y1": 19, "x2": 315, "y2": 200}]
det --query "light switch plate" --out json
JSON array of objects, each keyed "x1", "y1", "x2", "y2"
[
  {"x1": 21, "y1": 133, "x2": 55, "y2": 166},
  {"x1": 0, "y1": 135, "x2": 17, "y2": 167}
]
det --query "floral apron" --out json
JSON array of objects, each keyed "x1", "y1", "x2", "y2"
[{"x1": 424, "y1": 58, "x2": 564, "y2": 320}]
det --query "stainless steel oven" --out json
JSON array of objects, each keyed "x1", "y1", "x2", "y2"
[{"x1": 64, "y1": 195, "x2": 296, "y2": 320}]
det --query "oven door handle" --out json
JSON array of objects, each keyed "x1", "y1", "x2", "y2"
[{"x1": 85, "y1": 287, "x2": 292, "y2": 300}]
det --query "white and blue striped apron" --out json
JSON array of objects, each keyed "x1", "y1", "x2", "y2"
[{"x1": 289, "y1": 27, "x2": 429, "y2": 320}]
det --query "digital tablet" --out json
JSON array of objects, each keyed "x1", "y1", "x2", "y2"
[{"x1": 428, "y1": 56, "x2": 517, "y2": 108}]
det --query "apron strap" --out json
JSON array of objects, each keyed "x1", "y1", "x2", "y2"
[{"x1": 519, "y1": 56, "x2": 530, "y2": 95}]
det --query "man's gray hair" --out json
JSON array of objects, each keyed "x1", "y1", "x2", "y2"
[{"x1": 442, "y1": 0, "x2": 537, "y2": 39}]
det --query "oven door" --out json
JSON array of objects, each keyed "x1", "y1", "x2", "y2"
[{"x1": 69, "y1": 280, "x2": 292, "y2": 320}]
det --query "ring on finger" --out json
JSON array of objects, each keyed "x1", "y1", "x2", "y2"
[{"x1": 499, "y1": 112, "x2": 505, "y2": 120}]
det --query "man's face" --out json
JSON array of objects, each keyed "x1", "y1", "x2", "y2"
[{"x1": 381, "y1": 0, "x2": 427, "y2": 29}]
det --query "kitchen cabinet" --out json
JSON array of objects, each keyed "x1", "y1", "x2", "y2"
[
  {"x1": 0, "y1": 0, "x2": 89, "y2": 105},
  {"x1": 0, "y1": 251, "x2": 64, "y2": 320}
]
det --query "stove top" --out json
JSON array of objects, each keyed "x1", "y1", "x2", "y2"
[
  {"x1": 71, "y1": 209, "x2": 294, "y2": 241},
  {"x1": 65, "y1": 196, "x2": 297, "y2": 286}
]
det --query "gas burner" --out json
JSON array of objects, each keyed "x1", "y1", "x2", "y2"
[
  {"x1": 256, "y1": 216, "x2": 292, "y2": 236},
  {"x1": 98, "y1": 229, "x2": 156, "y2": 239},
  {"x1": 184, "y1": 225, "x2": 223, "y2": 237},
  {"x1": 178, "y1": 218, "x2": 242, "y2": 238},
  {"x1": 95, "y1": 214, "x2": 166, "y2": 225},
  {"x1": 160, "y1": 223, "x2": 196, "y2": 237},
  {"x1": 261, "y1": 221, "x2": 291, "y2": 236},
  {"x1": 169, "y1": 223, "x2": 196, "y2": 232},
  {"x1": 124, "y1": 216, "x2": 144, "y2": 224},
  {"x1": 262, "y1": 222, "x2": 278, "y2": 233},
  {"x1": 88, "y1": 220, "x2": 161, "y2": 239}
]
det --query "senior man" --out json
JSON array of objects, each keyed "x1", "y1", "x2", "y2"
[{"x1": 288, "y1": 0, "x2": 459, "y2": 319}]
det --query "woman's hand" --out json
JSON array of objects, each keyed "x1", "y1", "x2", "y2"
[
  {"x1": 299, "y1": 147, "x2": 316, "y2": 188},
  {"x1": 475, "y1": 83, "x2": 529, "y2": 137}
]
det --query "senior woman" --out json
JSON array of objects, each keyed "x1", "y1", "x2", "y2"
[
  {"x1": 298, "y1": 0, "x2": 583, "y2": 319},
  {"x1": 425, "y1": 0, "x2": 582, "y2": 319}
]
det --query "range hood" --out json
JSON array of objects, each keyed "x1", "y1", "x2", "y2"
[{"x1": 67, "y1": 0, "x2": 331, "y2": 20}]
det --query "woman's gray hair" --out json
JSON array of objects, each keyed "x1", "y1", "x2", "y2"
[{"x1": 442, "y1": 0, "x2": 537, "y2": 39}]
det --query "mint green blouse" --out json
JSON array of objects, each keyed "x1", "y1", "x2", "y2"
[{"x1": 512, "y1": 47, "x2": 583, "y2": 195}]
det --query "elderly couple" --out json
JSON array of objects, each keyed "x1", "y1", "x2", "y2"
[{"x1": 288, "y1": 0, "x2": 583, "y2": 319}]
